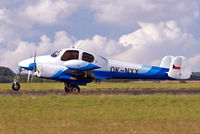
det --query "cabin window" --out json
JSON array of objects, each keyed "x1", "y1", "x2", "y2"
[
  {"x1": 61, "y1": 50, "x2": 79, "y2": 61},
  {"x1": 82, "y1": 52, "x2": 94, "y2": 62},
  {"x1": 51, "y1": 50, "x2": 61, "y2": 57}
]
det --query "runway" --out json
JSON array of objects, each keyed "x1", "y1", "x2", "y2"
[{"x1": 0, "y1": 90, "x2": 200, "y2": 96}]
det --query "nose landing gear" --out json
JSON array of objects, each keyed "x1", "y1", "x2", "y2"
[
  {"x1": 12, "y1": 82, "x2": 20, "y2": 91},
  {"x1": 12, "y1": 67, "x2": 22, "y2": 91}
]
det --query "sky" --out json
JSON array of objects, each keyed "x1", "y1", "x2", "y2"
[{"x1": 0, "y1": 0, "x2": 200, "y2": 72}]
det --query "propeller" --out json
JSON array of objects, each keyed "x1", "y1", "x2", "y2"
[{"x1": 27, "y1": 51, "x2": 37, "y2": 82}]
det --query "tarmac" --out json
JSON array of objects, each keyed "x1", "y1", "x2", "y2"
[{"x1": 0, "y1": 90, "x2": 200, "y2": 96}]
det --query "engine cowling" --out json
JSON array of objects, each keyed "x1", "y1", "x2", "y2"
[{"x1": 35, "y1": 63, "x2": 67, "y2": 78}]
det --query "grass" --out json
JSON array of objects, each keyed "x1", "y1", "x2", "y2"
[
  {"x1": 0, "y1": 81, "x2": 200, "y2": 91},
  {"x1": 0, "y1": 95, "x2": 200, "y2": 134},
  {"x1": 0, "y1": 82, "x2": 200, "y2": 133}
]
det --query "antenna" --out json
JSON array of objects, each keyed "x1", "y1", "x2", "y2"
[{"x1": 76, "y1": 42, "x2": 82, "y2": 49}]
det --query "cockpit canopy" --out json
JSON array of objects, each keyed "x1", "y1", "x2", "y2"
[{"x1": 52, "y1": 49, "x2": 95, "y2": 63}]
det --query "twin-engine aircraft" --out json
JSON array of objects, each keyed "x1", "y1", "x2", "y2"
[{"x1": 12, "y1": 48, "x2": 191, "y2": 93}]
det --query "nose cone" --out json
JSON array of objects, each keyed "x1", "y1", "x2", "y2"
[{"x1": 18, "y1": 58, "x2": 34, "y2": 68}]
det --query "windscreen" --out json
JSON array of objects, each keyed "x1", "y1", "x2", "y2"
[{"x1": 51, "y1": 50, "x2": 61, "y2": 57}]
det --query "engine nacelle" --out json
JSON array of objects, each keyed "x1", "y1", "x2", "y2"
[{"x1": 35, "y1": 63, "x2": 67, "y2": 78}]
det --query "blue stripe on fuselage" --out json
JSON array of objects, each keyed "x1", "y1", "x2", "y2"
[
  {"x1": 47, "y1": 66, "x2": 171, "y2": 86},
  {"x1": 93, "y1": 66, "x2": 170, "y2": 79}
]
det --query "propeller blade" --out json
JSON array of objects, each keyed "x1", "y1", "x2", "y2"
[
  {"x1": 33, "y1": 51, "x2": 37, "y2": 72},
  {"x1": 27, "y1": 70, "x2": 32, "y2": 82},
  {"x1": 31, "y1": 70, "x2": 34, "y2": 82},
  {"x1": 34, "y1": 51, "x2": 36, "y2": 63}
]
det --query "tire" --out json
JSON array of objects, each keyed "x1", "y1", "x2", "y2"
[
  {"x1": 12, "y1": 82, "x2": 20, "y2": 91},
  {"x1": 71, "y1": 85, "x2": 80, "y2": 94}
]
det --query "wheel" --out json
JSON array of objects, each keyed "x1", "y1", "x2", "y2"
[
  {"x1": 12, "y1": 82, "x2": 20, "y2": 91},
  {"x1": 71, "y1": 85, "x2": 80, "y2": 94},
  {"x1": 64, "y1": 84, "x2": 80, "y2": 94}
]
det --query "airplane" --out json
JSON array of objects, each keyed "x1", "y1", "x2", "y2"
[{"x1": 12, "y1": 47, "x2": 191, "y2": 93}]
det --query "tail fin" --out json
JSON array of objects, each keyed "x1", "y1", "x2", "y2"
[
  {"x1": 168, "y1": 56, "x2": 191, "y2": 79},
  {"x1": 160, "y1": 56, "x2": 174, "y2": 68}
]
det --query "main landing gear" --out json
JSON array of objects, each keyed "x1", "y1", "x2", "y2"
[
  {"x1": 64, "y1": 83, "x2": 80, "y2": 94},
  {"x1": 12, "y1": 67, "x2": 22, "y2": 91}
]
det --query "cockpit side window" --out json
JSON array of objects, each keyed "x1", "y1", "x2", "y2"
[
  {"x1": 82, "y1": 52, "x2": 94, "y2": 62},
  {"x1": 61, "y1": 50, "x2": 79, "y2": 61},
  {"x1": 51, "y1": 50, "x2": 61, "y2": 57}
]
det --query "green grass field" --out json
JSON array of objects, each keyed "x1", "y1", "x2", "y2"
[
  {"x1": 0, "y1": 95, "x2": 200, "y2": 134},
  {"x1": 0, "y1": 81, "x2": 200, "y2": 91},
  {"x1": 0, "y1": 82, "x2": 200, "y2": 134}
]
